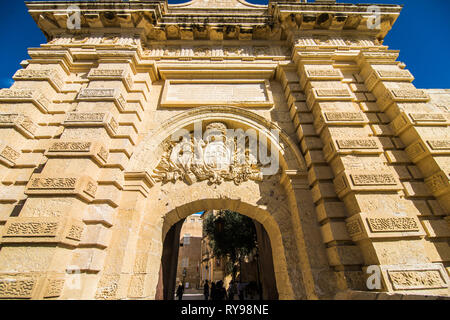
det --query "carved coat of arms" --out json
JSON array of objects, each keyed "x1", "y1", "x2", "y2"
[{"x1": 152, "y1": 122, "x2": 263, "y2": 185}]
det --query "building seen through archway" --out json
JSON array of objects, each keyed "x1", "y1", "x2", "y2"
[{"x1": 161, "y1": 210, "x2": 278, "y2": 300}]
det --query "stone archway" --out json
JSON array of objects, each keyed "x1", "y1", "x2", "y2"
[
  {"x1": 156, "y1": 196, "x2": 295, "y2": 300},
  {"x1": 103, "y1": 106, "x2": 339, "y2": 300}
]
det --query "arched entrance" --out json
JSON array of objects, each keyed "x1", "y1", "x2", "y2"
[
  {"x1": 157, "y1": 208, "x2": 279, "y2": 300},
  {"x1": 108, "y1": 106, "x2": 338, "y2": 300}
]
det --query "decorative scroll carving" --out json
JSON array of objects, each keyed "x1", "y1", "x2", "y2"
[
  {"x1": 388, "y1": 270, "x2": 447, "y2": 290},
  {"x1": 49, "y1": 142, "x2": 92, "y2": 152},
  {"x1": 25, "y1": 175, "x2": 97, "y2": 202},
  {"x1": 66, "y1": 112, "x2": 106, "y2": 122},
  {"x1": 391, "y1": 89, "x2": 429, "y2": 100},
  {"x1": 427, "y1": 140, "x2": 450, "y2": 150},
  {"x1": 324, "y1": 112, "x2": 365, "y2": 121},
  {"x1": 351, "y1": 174, "x2": 397, "y2": 186},
  {"x1": 425, "y1": 172, "x2": 449, "y2": 196},
  {"x1": 64, "y1": 112, "x2": 118, "y2": 135},
  {"x1": 336, "y1": 139, "x2": 379, "y2": 149},
  {"x1": 152, "y1": 122, "x2": 263, "y2": 185},
  {"x1": 408, "y1": 113, "x2": 447, "y2": 123},
  {"x1": 346, "y1": 220, "x2": 363, "y2": 237},
  {"x1": 0, "y1": 278, "x2": 36, "y2": 298},
  {"x1": 5, "y1": 222, "x2": 59, "y2": 237},
  {"x1": 0, "y1": 89, "x2": 50, "y2": 112},
  {"x1": 367, "y1": 217, "x2": 419, "y2": 232}
]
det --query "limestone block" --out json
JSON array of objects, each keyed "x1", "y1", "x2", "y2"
[
  {"x1": 0, "y1": 216, "x2": 84, "y2": 247},
  {"x1": 315, "y1": 201, "x2": 348, "y2": 222},
  {"x1": 289, "y1": 102, "x2": 308, "y2": 117},
  {"x1": 423, "y1": 240, "x2": 450, "y2": 263},
  {"x1": 427, "y1": 200, "x2": 446, "y2": 216},
  {"x1": 359, "y1": 102, "x2": 380, "y2": 112},
  {"x1": 378, "y1": 263, "x2": 449, "y2": 293},
  {"x1": 300, "y1": 137, "x2": 323, "y2": 152},
  {"x1": 45, "y1": 140, "x2": 109, "y2": 166},
  {"x1": 87, "y1": 68, "x2": 133, "y2": 91},
  {"x1": 83, "y1": 204, "x2": 115, "y2": 227},
  {"x1": 94, "y1": 185, "x2": 122, "y2": 208},
  {"x1": 13, "y1": 69, "x2": 65, "y2": 92},
  {"x1": 80, "y1": 224, "x2": 112, "y2": 248},
  {"x1": 304, "y1": 150, "x2": 326, "y2": 167},
  {"x1": 371, "y1": 124, "x2": 393, "y2": 137},
  {"x1": 314, "y1": 110, "x2": 369, "y2": 134},
  {"x1": 296, "y1": 123, "x2": 317, "y2": 139},
  {"x1": 63, "y1": 112, "x2": 119, "y2": 137},
  {"x1": 323, "y1": 137, "x2": 383, "y2": 162},
  {"x1": 0, "y1": 185, "x2": 27, "y2": 202},
  {"x1": 326, "y1": 245, "x2": 363, "y2": 266},
  {"x1": 0, "y1": 113, "x2": 38, "y2": 138},
  {"x1": 424, "y1": 171, "x2": 450, "y2": 198},
  {"x1": 410, "y1": 200, "x2": 432, "y2": 217},
  {"x1": 311, "y1": 182, "x2": 338, "y2": 203},
  {"x1": 407, "y1": 165, "x2": 424, "y2": 179},
  {"x1": 334, "y1": 170, "x2": 402, "y2": 198},
  {"x1": 402, "y1": 181, "x2": 432, "y2": 198},
  {"x1": 307, "y1": 166, "x2": 334, "y2": 183},
  {"x1": 364, "y1": 68, "x2": 414, "y2": 91},
  {"x1": 0, "y1": 89, "x2": 51, "y2": 113},
  {"x1": 25, "y1": 175, "x2": 97, "y2": 203},
  {"x1": 2, "y1": 168, "x2": 35, "y2": 185},
  {"x1": 110, "y1": 139, "x2": 133, "y2": 158},
  {"x1": 329, "y1": 154, "x2": 386, "y2": 176},
  {"x1": 72, "y1": 248, "x2": 107, "y2": 272},
  {"x1": 421, "y1": 219, "x2": 450, "y2": 239}
]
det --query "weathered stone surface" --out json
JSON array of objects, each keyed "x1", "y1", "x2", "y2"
[{"x1": 0, "y1": 0, "x2": 446, "y2": 301}]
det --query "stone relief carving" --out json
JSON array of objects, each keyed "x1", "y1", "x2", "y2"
[
  {"x1": 427, "y1": 140, "x2": 450, "y2": 150},
  {"x1": 367, "y1": 217, "x2": 419, "y2": 232},
  {"x1": 5, "y1": 221, "x2": 59, "y2": 237},
  {"x1": 336, "y1": 139, "x2": 379, "y2": 149},
  {"x1": 0, "y1": 278, "x2": 36, "y2": 298},
  {"x1": 152, "y1": 122, "x2": 263, "y2": 185},
  {"x1": 350, "y1": 173, "x2": 397, "y2": 186},
  {"x1": 388, "y1": 270, "x2": 446, "y2": 290}
]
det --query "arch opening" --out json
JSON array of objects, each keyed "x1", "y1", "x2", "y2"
[{"x1": 156, "y1": 206, "x2": 282, "y2": 300}]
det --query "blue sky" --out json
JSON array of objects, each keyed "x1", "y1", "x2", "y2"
[{"x1": 0, "y1": 0, "x2": 449, "y2": 89}]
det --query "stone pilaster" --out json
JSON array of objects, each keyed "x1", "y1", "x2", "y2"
[
  {"x1": 356, "y1": 51, "x2": 450, "y2": 293},
  {"x1": 278, "y1": 62, "x2": 366, "y2": 293}
]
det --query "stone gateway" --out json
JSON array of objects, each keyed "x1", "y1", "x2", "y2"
[{"x1": 0, "y1": 0, "x2": 448, "y2": 300}]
